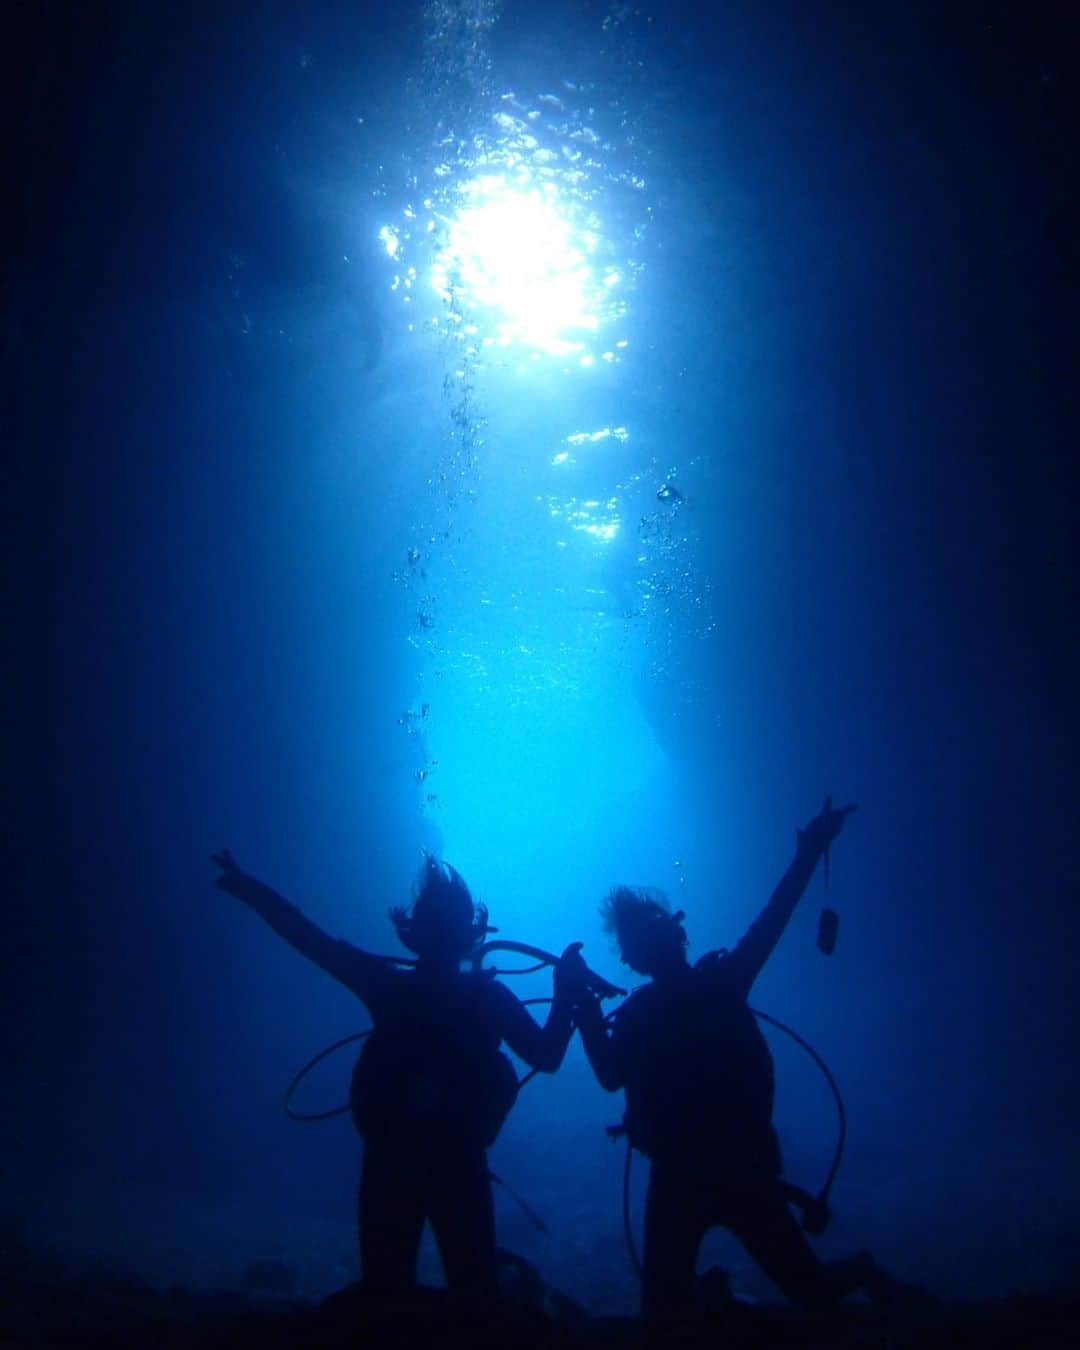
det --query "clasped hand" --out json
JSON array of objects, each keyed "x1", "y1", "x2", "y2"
[{"x1": 553, "y1": 941, "x2": 592, "y2": 998}]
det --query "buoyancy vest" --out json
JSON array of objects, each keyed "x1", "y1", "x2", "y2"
[
  {"x1": 619, "y1": 953, "x2": 781, "y2": 1175},
  {"x1": 349, "y1": 972, "x2": 519, "y2": 1149}
]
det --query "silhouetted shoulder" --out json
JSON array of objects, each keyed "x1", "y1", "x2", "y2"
[
  {"x1": 698, "y1": 944, "x2": 771, "y2": 1003},
  {"x1": 695, "y1": 948, "x2": 733, "y2": 974},
  {"x1": 695, "y1": 948, "x2": 743, "y2": 992}
]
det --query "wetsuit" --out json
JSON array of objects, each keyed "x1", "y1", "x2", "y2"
[
  {"x1": 220, "y1": 871, "x2": 574, "y2": 1296},
  {"x1": 578, "y1": 836, "x2": 863, "y2": 1320}
]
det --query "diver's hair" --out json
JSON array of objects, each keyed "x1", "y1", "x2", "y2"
[
  {"x1": 389, "y1": 854, "x2": 490, "y2": 956},
  {"x1": 600, "y1": 885, "x2": 686, "y2": 945}
]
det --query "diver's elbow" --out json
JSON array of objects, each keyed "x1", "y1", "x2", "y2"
[
  {"x1": 524, "y1": 1044, "x2": 559, "y2": 1074},
  {"x1": 593, "y1": 1063, "x2": 622, "y2": 1092},
  {"x1": 536, "y1": 1048, "x2": 566, "y2": 1073}
]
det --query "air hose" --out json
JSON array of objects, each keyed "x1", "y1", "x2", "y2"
[
  {"x1": 282, "y1": 941, "x2": 847, "y2": 1271},
  {"x1": 478, "y1": 944, "x2": 847, "y2": 1231},
  {"x1": 282, "y1": 941, "x2": 613, "y2": 1119},
  {"x1": 472, "y1": 940, "x2": 626, "y2": 999},
  {"x1": 611, "y1": 1001, "x2": 847, "y2": 1281},
  {"x1": 284, "y1": 1031, "x2": 369, "y2": 1121},
  {"x1": 282, "y1": 949, "x2": 418, "y2": 1120},
  {"x1": 751, "y1": 1006, "x2": 846, "y2": 1233}
]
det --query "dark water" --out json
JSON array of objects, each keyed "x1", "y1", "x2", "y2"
[{"x1": 4, "y1": 0, "x2": 1078, "y2": 1314}]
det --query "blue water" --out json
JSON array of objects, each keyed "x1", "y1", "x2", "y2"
[{"x1": 5, "y1": 0, "x2": 1078, "y2": 1311}]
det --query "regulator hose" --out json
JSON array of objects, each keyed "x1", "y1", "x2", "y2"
[
  {"x1": 751, "y1": 1006, "x2": 847, "y2": 1227},
  {"x1": 284, "y1": 1030, "x2": 370, "y2": 1122},
  {"x1": 614, "y1": 1003, "x2": 848, "y2": 1281},
  {"x1": 282, "y1": 940, "x2": 621, "y2": 1120},
  {"x1": 282, "y1": 940, "x2": 847, "y2": 1269},
  {"x1": 473, "y1": 943, "x2": 846, "y2": 1223},
  {"x1": 621, "y1": 1130, "x2": 642, "y2": 1282},
  {"x1": 472, "y1": 939, "x2": 627, "y2": 999}
]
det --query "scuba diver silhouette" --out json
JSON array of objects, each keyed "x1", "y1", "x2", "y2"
[
  {"x1": 212, "y1": 850, "x2": 584, "y2": 1297},
  {"x1": 573, "y1": 798, "x2": 892, "y2": 1324}
]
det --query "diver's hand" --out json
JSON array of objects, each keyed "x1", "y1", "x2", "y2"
[
  {"x1": 571, "y1": 987, "x2": 606, "y2": 1030},
  {"x1": 554, "y1": 944, "x2": 627, "y2": 1003},
  {"x1": 211, "y1": 849, "x2": 244, "y2": 889},
  {"x1": 797, "y1": 796, "x2": 856, "y2": 856},
  {"x1": 553, "y1": 942, "x2": 592, "y2": 1000}
]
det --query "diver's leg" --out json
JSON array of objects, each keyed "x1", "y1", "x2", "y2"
[
  {"x1": 725, "y1": 1179, "x2": 837, "y2": 1308},
  {"x1": 358, "y1": 1141, "x2": 425, "y2": 1293},
  {"x1": 823, "y1": 1250, "x2": 909, "y2": 1303},
  {"x1": 427, "y1": 1145, "x2": 497, "y2": 1297},
  {"x1": 641, "y1": 1161, "x2": 707, "y2": 1324}
]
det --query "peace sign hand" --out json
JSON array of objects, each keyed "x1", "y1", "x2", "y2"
[
  {"x1": 211, "y1": 849, "x2": 243, "y2": 888},
  {"x1": 798, "y1": 796, "x2": 857, "y2": 856}
]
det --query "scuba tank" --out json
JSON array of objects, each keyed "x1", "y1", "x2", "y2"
[{"x1": 349, "y1": 1028, "x2": 520, "y2": 1148}]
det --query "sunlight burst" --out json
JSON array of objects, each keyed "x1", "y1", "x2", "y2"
[{"x1": 431, "y1": 175, "x2": 606, "y2": 359}]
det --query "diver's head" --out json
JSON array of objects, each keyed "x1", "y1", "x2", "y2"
[
  {"x1": 601, "y1": 885, "x2": 687, "y2": 977},
  {"x1": 390, "y1": 855, "x2": 489, "y2": 961}
]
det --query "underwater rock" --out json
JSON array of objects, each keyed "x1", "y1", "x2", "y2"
[
  {"x1": 318, "y1": 1283, "x2": 552, "y2": 1349},
  {"x1": 240, "y1": 1258, "x2": 296, "y2": 1295},
  {"x1": 2, "y1": 1266, "x2": 1080, "y2": 1348}
]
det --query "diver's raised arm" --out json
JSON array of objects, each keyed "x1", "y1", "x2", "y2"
[
  {"x1": 726, "y1": 797, "x2": 856, "y2": 999},
  {"x1": 211, "y1": 850, "x2": 387, "y2": 1003}
]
